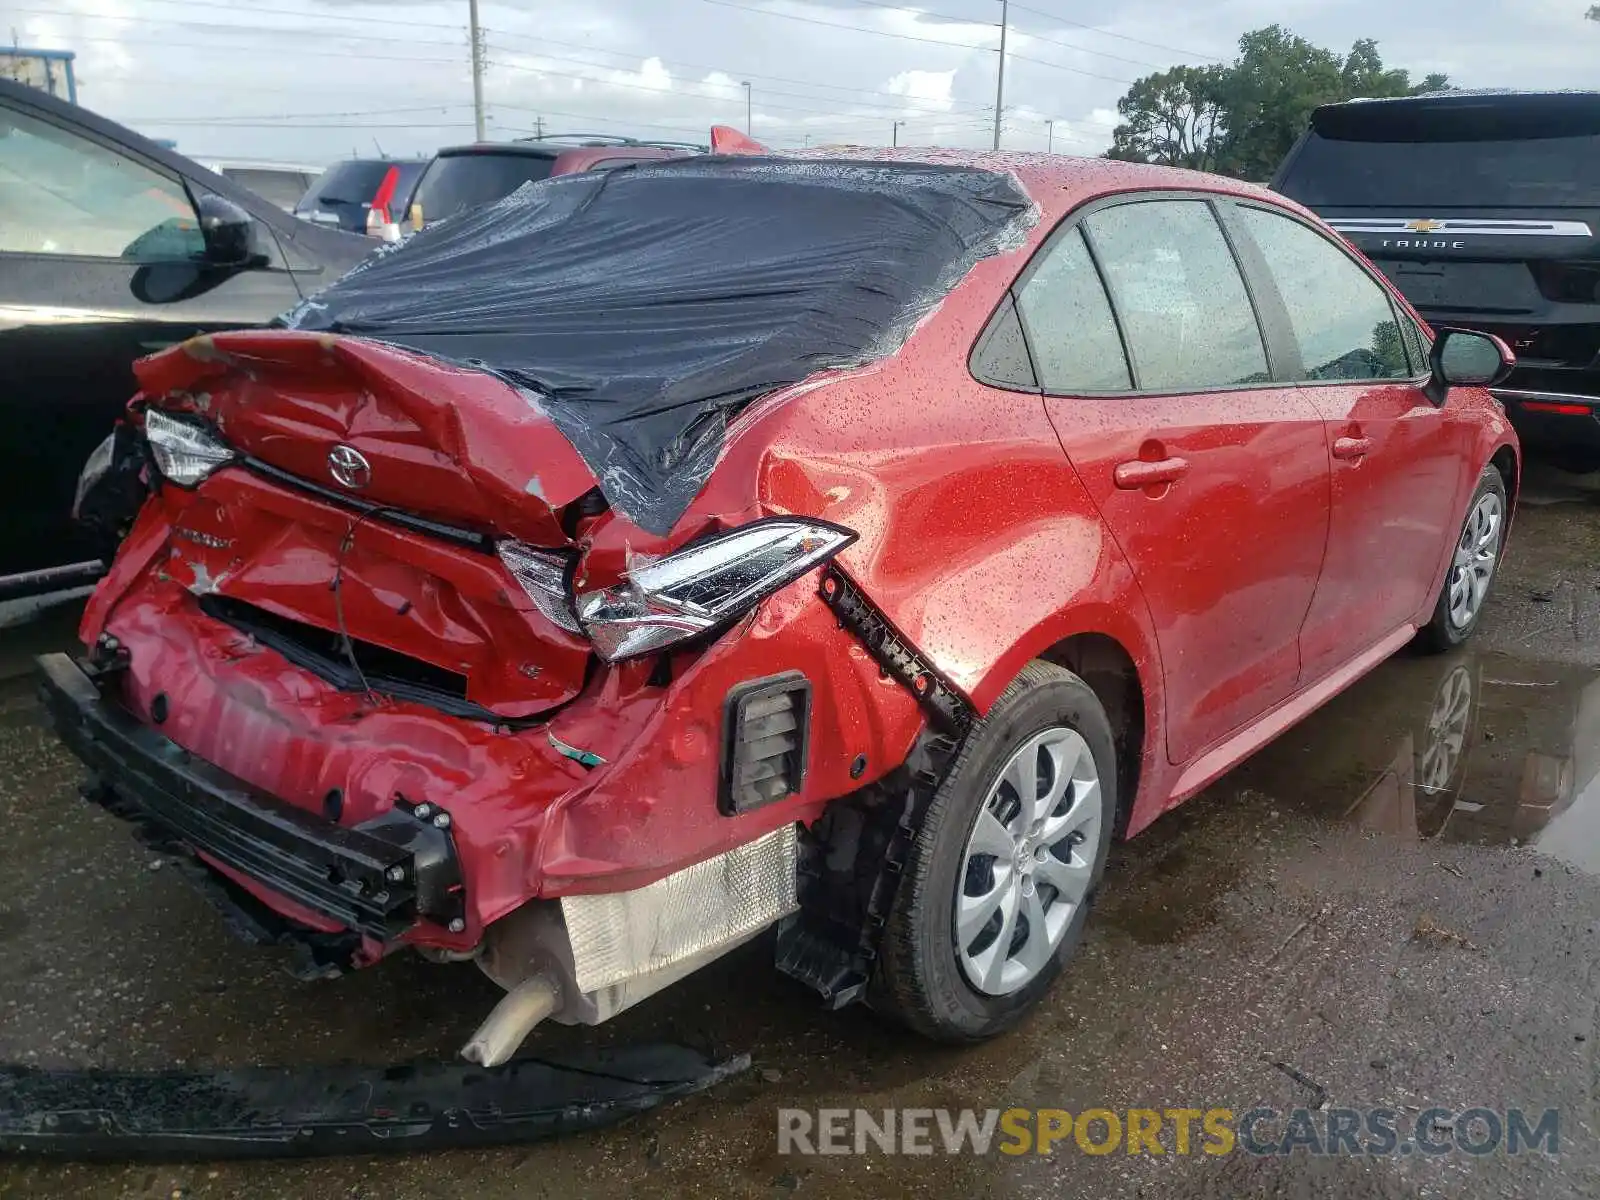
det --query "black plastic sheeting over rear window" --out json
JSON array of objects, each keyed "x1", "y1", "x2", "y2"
[{"x1": 281, "y1": 157, "x2": 1036, "y2": 534}]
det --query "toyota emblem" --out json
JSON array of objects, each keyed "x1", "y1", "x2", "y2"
[{"x1": 328, "y1": 444, "x2": 372, "y2": 490}]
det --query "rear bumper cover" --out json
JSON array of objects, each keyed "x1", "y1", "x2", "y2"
[{"x1": 37, "y1": 652, "x2": 464, "y2": 942}]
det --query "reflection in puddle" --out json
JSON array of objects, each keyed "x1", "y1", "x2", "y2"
[{"x1": 1223, "y1": 647, "x2": 1600, "y2": 874}]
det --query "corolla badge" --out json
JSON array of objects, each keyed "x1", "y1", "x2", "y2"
[{"x1": 328, "y1": 444, "x2": 372, "y2": 490}]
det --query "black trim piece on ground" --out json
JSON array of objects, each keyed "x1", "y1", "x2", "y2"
[
  {"x1": 36, "y1": 652, "x2": 464, "y2": 940},
  {"x1": 0, "y1": 1046, "x2": 750, "y2": 1160}
]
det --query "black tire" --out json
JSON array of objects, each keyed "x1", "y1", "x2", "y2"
[
  {"x1": 871, "y1": 661, "x2": 1118, "y2": 1042},
  {"x1": 1415, "y1": 464, "x2": 1508, "y2": 654}
]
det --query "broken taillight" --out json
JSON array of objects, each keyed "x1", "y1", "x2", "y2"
[
  {"x1": 496, "y1": 541, "x2": 582, "y2": 633},
  {"x1": 574, "y1": 518, "x2": 856, "y2": 661},
  {"x1": 144, "y1": 409, "x2": 235, "y2": 488}
]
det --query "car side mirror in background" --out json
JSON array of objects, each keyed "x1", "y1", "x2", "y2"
[
  {"x1": 194, "y1": 192, "x2": 265, "y2": 268},
  {"x1": 1426, "y1": 327, "x2": 1515, "y2": 404}
]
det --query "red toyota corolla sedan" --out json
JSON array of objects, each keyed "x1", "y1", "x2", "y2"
[{"x1": 45, "y1": 150, "x2": 1517, "y2": 1064}]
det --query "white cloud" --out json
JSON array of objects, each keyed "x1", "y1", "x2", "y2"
[{"x1": 884, "y1": 68, "x2": 956, "y2": 110}]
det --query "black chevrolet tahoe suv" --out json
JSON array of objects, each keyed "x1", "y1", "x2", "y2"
[{"x1": 1274, "y1": 90, "x2": 1600, "y2": 472}]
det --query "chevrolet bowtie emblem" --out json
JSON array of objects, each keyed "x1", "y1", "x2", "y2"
[{"x1": 1406, "y1": 219, "x2": 1444, "y2": 233}]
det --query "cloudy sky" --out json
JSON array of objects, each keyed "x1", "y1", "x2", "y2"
[{"x1": 9, "y1": 0, "x2": 1599, "y2": 164}]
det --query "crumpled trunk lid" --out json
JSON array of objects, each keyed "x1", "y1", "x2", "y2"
[
  {"x1": 137, "y1": 331, "x2": 601, "y2": 545},
  {"x1": 128, "y1": 331, "x2": 604, "y2": 721}
]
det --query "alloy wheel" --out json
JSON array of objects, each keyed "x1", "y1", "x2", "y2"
[{"x1": 1446, "y1": 492, "x2": 1503, "y2": 630}]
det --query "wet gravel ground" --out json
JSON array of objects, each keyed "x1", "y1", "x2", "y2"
[{"x1": 3, "y1": 466, "x2": 1600, "y2": 1198}]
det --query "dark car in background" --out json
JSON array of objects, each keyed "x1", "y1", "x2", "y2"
[
  {"x1": 0, "y1": 77, "x2": 371, "y2": 599},
  {"x1": 1274, "y1": 90, "x2": 1600, "y2": 471},
  {"x1": 294, "y1": 157, "x2": 427, "y2": 236},
  {"x1": 407, "y1": 134, "x2": 703, "y2": 229}
]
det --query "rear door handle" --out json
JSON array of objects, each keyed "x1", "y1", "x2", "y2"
[
  {"x1": 1113, "y1": 456, "x2": 1189, "y2": 489},
  {"x1": 1332, "y1": 436, "x2": 1372, "y2": 461}
]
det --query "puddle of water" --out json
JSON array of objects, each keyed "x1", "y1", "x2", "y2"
[{"x1": 1219, "y1": 646, "x2": 1600, "y2": 875}]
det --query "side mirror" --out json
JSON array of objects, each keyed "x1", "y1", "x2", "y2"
[
  {"x1": 1427, "y1": 327, "x2": 1514, "y2": 403},
  {"x1": 194, "y1": 192, "x2": 264, "y2": 268}
]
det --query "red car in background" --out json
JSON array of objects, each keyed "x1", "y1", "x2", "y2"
[{"x1": 43, "y1": 149, "x2": 1517, "y2": 1067}]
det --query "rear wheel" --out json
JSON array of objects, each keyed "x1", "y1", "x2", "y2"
[
  {"x1": 872, "y1": 661, "x2": 1117, "y2": 1042},
  {"x1": 1416, "y1": 465, "x2": 1507, "y2": 653}
]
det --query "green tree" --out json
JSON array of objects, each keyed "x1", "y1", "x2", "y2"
[
  {"x1": 1213, "y1": 26, "x2": 1346, "y2": 180},
  {"x1": 1105, "y1": 64, "x2": 1227, "y2": 169},
  {"x1": 1106, "y1": 26, "x2": 1453, "y2": 181}
]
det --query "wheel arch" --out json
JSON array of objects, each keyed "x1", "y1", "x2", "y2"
[
  {"x1": 1036, "y1": 632, "x2": 1147, "y2": 838},
  {"x1": 1490, "y1": 442, "x2": 1519, "y2": 509}
]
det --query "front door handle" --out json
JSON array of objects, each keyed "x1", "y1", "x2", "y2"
[
  {"x1": 1332, "y1": 436, "x2": 1373, "y2": 461},
  {"x1": 1113, "y1": 456, "x2": 1189, "y2": 490}
]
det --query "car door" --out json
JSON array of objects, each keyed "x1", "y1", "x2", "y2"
[
  {"x1": 1019, "y1": 195, "x2": 1332, "y2": 765},
  {"x1": 1224, "y1": 201, "x2": 1470, "y2": 682},
  {"x1": 0, "y1": 95, "x2": 304, "y2": 585}
]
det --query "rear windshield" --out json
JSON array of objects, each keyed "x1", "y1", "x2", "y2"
[
  {"x1": 223, "y1": 167, "x2": 312, "y2": 209},
  {"x1": 409, "y1": 153, "x2": 556, "y2": 225},
  {"x1": 1279, "y1": 100, "x2": 1600, "y2": 208},
  {"x1": 1280, "y1": 132, "x2": 1600, "y2": 208},
  {"x1": 296, "y1": 160, "x2": 393, "y2": 212}
]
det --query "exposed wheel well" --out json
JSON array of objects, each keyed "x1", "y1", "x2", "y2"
[
  {"x1": 1039, "y1": 633, "x2": 1144, "y2": 838},
  {"x1": 1490, "y1": 445, "x2": 1518, "y2": 507}
]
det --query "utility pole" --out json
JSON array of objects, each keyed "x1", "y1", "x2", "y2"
[
  {"x1": 992, "y1": 0, "x2": 1009, "y2": 150},
  {"x1": 1045, "y1": 118, "x2": 1054, "y2": 153},
  {"x1": 742, "y1": 80, "x2": 752, "y2": 134},
  {"x1": 468, "y1": 0, "x2": 486, "y2": 141},
  {"x1": 892, "y1": 119, "x2": 902, "y2": 147}
]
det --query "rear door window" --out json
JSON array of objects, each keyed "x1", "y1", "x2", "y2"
[
  {"x1": 1084, "y1": 200, "x2": 1270, "y2": 391},
  {"x1": 1013, "y1": 226, "x2": 1130, "y2": 392},
  {"x1": 1233, "y1": 205, "x2": 1417, "y2": 381}
]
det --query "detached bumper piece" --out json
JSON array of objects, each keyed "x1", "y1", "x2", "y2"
[
  {"x1": 36, "y1": 653, "x2": 463, "y2": 941},
  {"x1": 0, "y1": 1046, "x2": 750, "y2": 1160}
]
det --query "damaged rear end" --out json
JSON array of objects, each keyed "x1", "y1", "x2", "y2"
[{"x1": 41, "y1": 155, "x2": 1038, "y2": 1084}]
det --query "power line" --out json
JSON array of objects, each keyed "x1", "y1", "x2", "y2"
[
  {"x1": 487, "y1": 48, "x2": 985, "y2": 121},
  {"x1": 1006, "y1": 48, "x2": 1134, "y2": 85},
  {"x1": 125, "y1": 104, "x2": 474, "y2": 124},
  {"x1": 846, "y1": 0, "x2": 998, "y2": 24},
  {"x1": 500, "y1": 29, "x2": 997, "y2": 114},
  {"x1": 1007, "y1": 20, "x2": 1167, "y2": 70},
  {"x1": 694, "y1": 0, "x2": 999, "y2": 49},
  {"x1": 1006, "y1": 0, "x2": 1225, "y2": 63}
]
